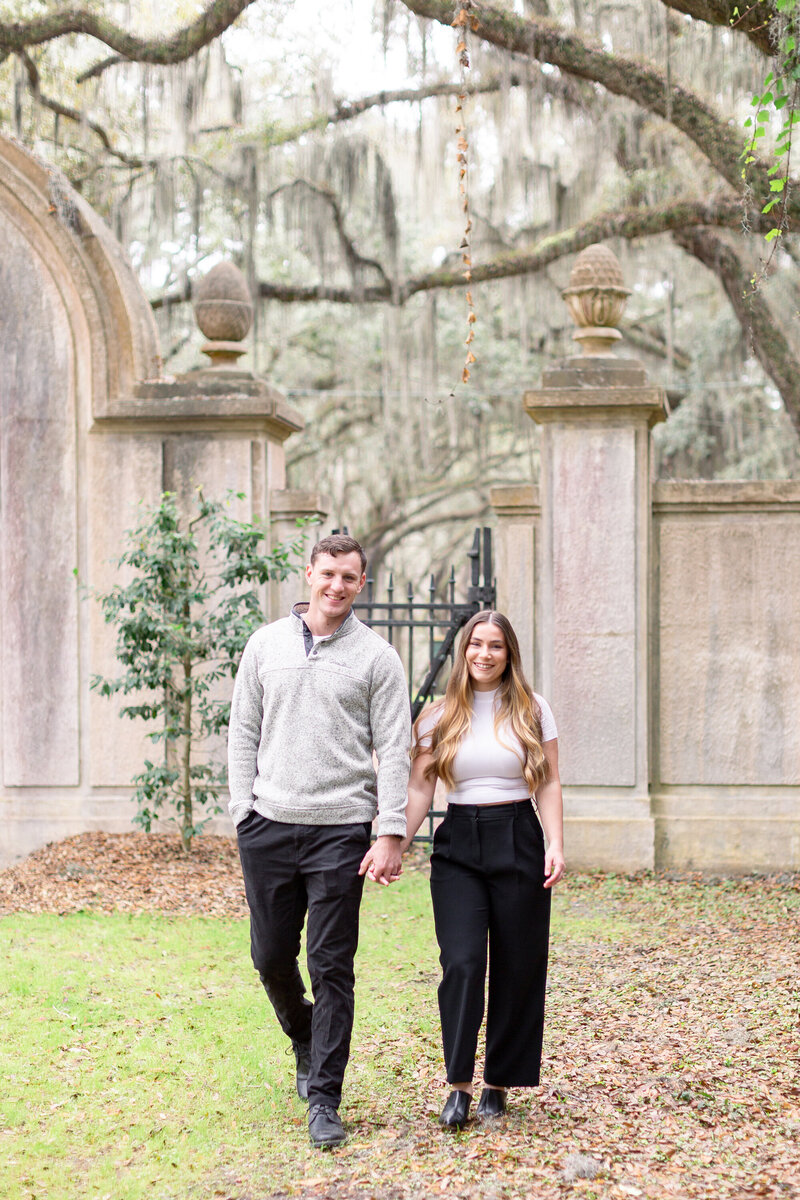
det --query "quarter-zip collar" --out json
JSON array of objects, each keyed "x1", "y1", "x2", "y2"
[{"x1": 291, "y1": 603, "x2": 359, "y2": 656}]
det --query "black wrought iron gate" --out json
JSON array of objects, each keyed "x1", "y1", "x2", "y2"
[{"x1": 354, "y1": 527, "x2": 496, "y2": 841}]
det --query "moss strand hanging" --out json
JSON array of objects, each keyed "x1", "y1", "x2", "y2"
[{"x1": 452, "y1": 1, "x2": 478, "y2": 388}]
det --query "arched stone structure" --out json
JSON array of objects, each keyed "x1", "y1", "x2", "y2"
[
  {"x1": 0, "y1": 135, "x2": 323, "y2": 864},
  {"x1": 0, "y1": 135, "x2": 162, "y2": 410}
]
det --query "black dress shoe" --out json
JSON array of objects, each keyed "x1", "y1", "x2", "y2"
[
  {"x1": 439, "y1": 1089, "x2": 472, "y2": 1129},
  {"x1": 476, "y1": 1087, "x2": 507, "y2": 1121},
  {"x1": 308, "y1": 1104, "x2": 347, "y2": 1148},
  {"x1": 291, "y1": 1038, "x2": 312, "y2": 1100}
]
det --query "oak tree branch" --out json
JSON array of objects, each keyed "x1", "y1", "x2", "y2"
[
  {"x1": 0, "y1": 0, "x2": 258, "y2": 79},
  {"x1": 658, "y1": 1, "x2": 776, "y2": 56}
]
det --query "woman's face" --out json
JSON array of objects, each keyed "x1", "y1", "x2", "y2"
[{"x1": 465, "y1": 622, "x2": 509, "y2": 691}]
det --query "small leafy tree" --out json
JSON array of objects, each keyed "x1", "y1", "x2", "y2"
[{"x1": 91, "y1": 490, "x2": 312, "y2": 851}]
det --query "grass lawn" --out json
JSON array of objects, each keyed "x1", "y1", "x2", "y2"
[{"x1": 1, "y1": 867, "x2": 798, "y2": 1200}]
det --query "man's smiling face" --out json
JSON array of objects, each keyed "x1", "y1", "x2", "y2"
[{"x1": 305, "y1": 550, "x2": 366, "y2": 628}]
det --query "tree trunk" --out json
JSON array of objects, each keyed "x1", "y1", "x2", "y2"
[{"x1": 180, "y1": 653, "x2": 193, "y2": 853}]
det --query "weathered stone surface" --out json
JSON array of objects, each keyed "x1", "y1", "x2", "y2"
[
  {"x1": 0, "y1": 137, "x2": 161, "y2": 411},
  {"x1": 656, "y1": 508, "x2": 800, "y2": 786},
  {"x1": 542, "y1": 421, "x2": 642, "y2": 789},
  {"x1": 653, "y1": 789, "x2": 800, "y2": 872},
  {"x1": 87, "y1": 435, "x2": 163, "y2": 788},
  {"x1": 536, "y1": 359, "x2": 648, "y2": 390},
  {"x1": 652, "y1": 481, "x2": 800, "y2": 871},
  {"x1": 122, "y1": 371, "x2": 304, "y2": 439},
  {"x1": 490, "y1": 485, "x2": 539, "y2": 685},
  {"x1": 500, "y1": 351, "x2": 800, "y2": 869},
  {"x1": 565, "y1": 817, "x2": 655, "y2": 872},
  {"x1": 510, "y1": 331, "x2": 663, "y2": 869},
  {"x1": 1, "y1": 222, "x2": 79, "y2": 786},
  {"x1": 193, "y1": 261, "x2": 253, "y2": 343}
]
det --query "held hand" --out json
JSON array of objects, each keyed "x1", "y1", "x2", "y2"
[
  {"x1": 357, "y1": 845, "x2": 375, "y2": 878},
  {"x1": 360, "y1": 834, "x2": 403, "y2": 886},
  {"x1": 543, "y1": 844, "x2": 565, "y2": 889}
]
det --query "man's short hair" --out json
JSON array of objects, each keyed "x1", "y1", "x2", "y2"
[{"x1": 310, "y1": 534, "x2": 367, "y2": 574}]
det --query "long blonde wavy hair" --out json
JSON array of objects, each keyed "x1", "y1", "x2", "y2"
[{"x1": 413, "y1": 610, "x2": 548, "y2": 795}]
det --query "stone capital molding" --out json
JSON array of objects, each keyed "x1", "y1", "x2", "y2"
[
  {"x1": 489, "y1": 483, "x2": 540, "y2": 518},
  {"x1": 524, "y1": 386, "x2": 666, "y2": 427},
  {"x1": 268, "y1": 488, "x2": 330, "y2": 521},
  {"x1": 653, "y1": 480, "x2": 800, "y2": 514},
  {"x1": 90, "y1": 372, "x2": 304, "y2": 440}
]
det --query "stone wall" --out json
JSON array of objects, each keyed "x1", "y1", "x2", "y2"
[
  {"x1": 494, "y1": 477, "x2": 800, "y2": 874},
  {"x1": 1, "y1": 136, "x2": 158, "y2": 862},
  {"x1": 652, "y1": 482, "x2": 800, "y2": 871}
]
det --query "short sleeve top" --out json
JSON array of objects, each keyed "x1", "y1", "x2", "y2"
[{"x1": 415, "y1": 688, "x2": 557, "y2": 805}]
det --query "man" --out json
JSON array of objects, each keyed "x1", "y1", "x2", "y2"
[{"x1": 228, "y1": 533, "x2": 411, "y2": 1149}]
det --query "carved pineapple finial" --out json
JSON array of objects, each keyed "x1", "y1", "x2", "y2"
[{"x1": 562, "y1": 244, "x2": 631, "y2": 357}]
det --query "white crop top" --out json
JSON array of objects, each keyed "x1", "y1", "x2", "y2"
[{"x1": 416, "y1": 688, "x2": 557, "y2": 805}]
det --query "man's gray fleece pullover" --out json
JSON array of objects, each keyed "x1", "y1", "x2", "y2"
[{"x1": 227, "y1": 605, "x2": 411, "y2": 837}]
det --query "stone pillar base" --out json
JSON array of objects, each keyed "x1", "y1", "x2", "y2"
[
  {"x1": 0, "y1": 792, "x2": 143, "y2": 866},
  {"x1": 653, "y1": 790, "x2": 800, "y2": 873},
  {"x1": 562, "y1": 791, "x2": 655, "y2": 872}
]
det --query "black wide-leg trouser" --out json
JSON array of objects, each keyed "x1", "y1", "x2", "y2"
[
  {"x1": 430, "y1": 800, "x2": 551, "y2": 1087},
  {"x1": 236, "y1": 811, "x2": 370, "y2": 1109}
]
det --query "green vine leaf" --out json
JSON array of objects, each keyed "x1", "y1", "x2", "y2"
[{"x1": 741, "y1": 1, "x2": 800, "y2": 243}]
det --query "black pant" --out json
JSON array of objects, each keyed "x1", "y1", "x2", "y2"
[
  {"x1": 430, "y1": 800, "x2": 551, "y2": 1087},
  {"x1": 236, "y1": 811, "x2": 370, "y2": 1109}
]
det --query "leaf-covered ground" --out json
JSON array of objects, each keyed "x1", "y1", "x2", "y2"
[
  {"x1": 1, "y1": 834, "x2": 798, "y2": 1200},
  {"x1": 0, "y1": 832, "x2": 248, "y2": 918}
]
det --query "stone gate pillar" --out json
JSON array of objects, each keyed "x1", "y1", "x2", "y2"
[{"x1": 523, "y1": 246, "x2": 665, "y2": 870}]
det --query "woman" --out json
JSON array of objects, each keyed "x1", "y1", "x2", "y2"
[{"x1": 404, "y1": 610, "x2": 564, "y2": 1128}]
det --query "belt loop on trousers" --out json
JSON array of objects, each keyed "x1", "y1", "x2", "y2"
[{"x1": 471, "y1": 812, "x2": 480, "y2": 863}]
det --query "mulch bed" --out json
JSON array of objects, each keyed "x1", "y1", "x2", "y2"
[{"x1": 0, "y1": 831, "x2": 250, "y2": 918}]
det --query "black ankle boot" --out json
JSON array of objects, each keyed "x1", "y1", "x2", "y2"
[
  {"x1": 439, "y1": 1089, "x2": 472, "y2": 1129},
  {"x1": 476, "y1": 1086, "x2": 507, "y2": 1121}
]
